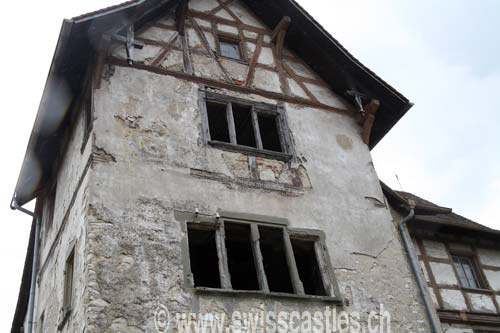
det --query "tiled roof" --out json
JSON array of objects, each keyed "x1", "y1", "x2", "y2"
[
  {"x1": 71, "y1": 0, "x2": 140, "y2": 21},
  {"x1": 395, "y1": 191, "x2": 500, "y2": 235}
]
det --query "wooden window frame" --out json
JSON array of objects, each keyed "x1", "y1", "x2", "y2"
[
  {"x1": 450, "y1": 251, "x2": 488, "y2": 291},
  {"x1": 199, "y1": 90, "x2": 294, "y2": 161},
  {"x1": 216, "y1": 33, "x2": 247, "y2": 63},
  {"x1": 179, "y1": 210, "x2": 342, "y2": 303}
]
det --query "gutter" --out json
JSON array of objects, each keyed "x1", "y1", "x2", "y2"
[
  {"x1": 11, "y1": 197, "x2": 40, "y2": 333},
  {"x1": 398, "y1": 200, "x2": 441, "y2": 333}
]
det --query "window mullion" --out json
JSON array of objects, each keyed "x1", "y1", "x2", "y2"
[
  {"x1": 313, "y1": 239, "x2": 334, "y2": 296},
  {"x1": 282, "y1": 228, "x2": 305, "y2": 295},
  {"x1": 215, "y1": 221, "x2": 232, "y2": 289},
  {"x1": 251, "y1": 107, "x2": 263, "y2": 150},
  {"x1": 276, "y1": 105, "x2": 288, "y2": 154},
  {"x1": 226, "y1": 102, "x2": 237, "y2": 145},
  {"x1": 250, "y1": 224, "x2": 269, "y2": 292}
]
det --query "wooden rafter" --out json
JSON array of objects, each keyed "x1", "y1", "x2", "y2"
[
  {"x1": 272, "y1": 45, "x2": 291, "y2": 96},
  {"x1": 271, "y1": 16, "x2": 291, "y2": 59},
  {"x1": 361, "y1": 99, "x2": 380, "y2": 145},
  {"x1": 212, "y1": 0, "x2": 242, "y2": 23},
  {"x1": 245, "y1": 34, "x2": 263, "y2": 87},
  {"x1": 209, "y1": 0, "x2": 234, "y2": 15},
  {"x1": 176, "y1": 0, "x2": 189, "y2": 36}
]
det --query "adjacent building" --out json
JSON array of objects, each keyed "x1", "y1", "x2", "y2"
[{"x1": 384, "y1": 184, "x2": 500, "y2": 333}]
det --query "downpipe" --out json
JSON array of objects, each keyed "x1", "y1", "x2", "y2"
[
  {"x1": 398, "y1": 202, "x2": 440, "y2": 333},
  {"x1": 11, "y1": 196, "x2": 40, "y2": 333}
]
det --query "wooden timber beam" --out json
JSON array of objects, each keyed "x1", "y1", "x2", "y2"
[
  {"x1": 361, "y1": 99, "x2": 380, "y2": 145},
  {"x1": 176, "y1": 0, "x2": 189, "y2": 36},
  {"x1": 271, "y1": 16, "x2": 291, "y2": 59}
]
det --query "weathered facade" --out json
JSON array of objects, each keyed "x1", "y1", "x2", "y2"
[
  {"x1": 9, "y1": 1, "x2": 442, "y2": 332},
  {"x1": 384, "y1": 185, "x2": 500, "y2": 333}
]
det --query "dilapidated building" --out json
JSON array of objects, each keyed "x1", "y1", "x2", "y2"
[{"x1": 9, "y1": 0, "x2": 477, "y2": 332}]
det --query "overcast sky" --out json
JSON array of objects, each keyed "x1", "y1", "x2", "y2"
[{"x1": 0, "y1": 0, "x2": 498, "y2": 330}]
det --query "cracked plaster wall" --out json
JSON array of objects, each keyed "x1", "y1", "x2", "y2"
[
  {"x1": 32, "y1": 1, "x2": 434, "y2": 331},
  {"x1": 77, "y1": 64, "x2": 432, "y2": 332}
]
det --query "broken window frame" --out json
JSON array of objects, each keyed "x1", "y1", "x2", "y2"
[
  {"x1": 199, "y1": 90, "x2": 294, "y2": 161},
  {"x1": 179, "y1": 210, "x2": 341, "y2": 302}
]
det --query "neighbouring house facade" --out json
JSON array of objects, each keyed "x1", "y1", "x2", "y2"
[
  {"x1": 383, "y1": 184, "x2": 500, "y2": 333},
  {"x1": 10, "y1": 0, "x2": 470, "y2": 332}
]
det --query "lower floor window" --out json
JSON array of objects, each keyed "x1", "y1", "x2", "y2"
[{"x1": 185, "y1": 213, "x2": 338, "y2": 298}]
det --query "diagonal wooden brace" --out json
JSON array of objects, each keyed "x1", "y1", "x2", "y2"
[
  {"x1": 361, "y1": 99, "x2": 380, "y2": 145},
  {"x1": 271, "y1": 16, "x2": 291, "y2": 59}
]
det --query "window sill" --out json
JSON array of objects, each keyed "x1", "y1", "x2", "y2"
[
  {"x1": 194, "y1": 287, "x2": 343, "y2": 304},
  {"x1": 57, "y1": 309, "x2": 72, "y2": 331},
  {"x1": 217, "y1": 55, "x2": 249, "y2": 65},
  {"x1": 208, "y1": 141, "x2": 292, "y2": 161}
]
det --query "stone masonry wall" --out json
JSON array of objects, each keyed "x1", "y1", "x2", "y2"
[{"x1": 87, "y1": 61, "x2": 429, "y2": 332}]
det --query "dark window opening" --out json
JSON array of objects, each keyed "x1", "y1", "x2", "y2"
[
  {"x1": 187, "y1": 226, "x2": 221, "y2": 288},
  {"x1": 63, "y1": 249, "x2": 75, "y2": 313},
  {"x1": 207, "y1": 101, "x2": 230, "y2": 143},
  {"x1": 232, "y1": 104, "x2": 256, "y2": 148},
  {"x1": 291, "y1": 238, "x2": 326, "y2": 296},
  {"x1": 258, "y1": 113, "x2": 282, "y2": 152},
  {"x1": 259, "y1": 226, "x2": 294, "y2": 293},
  {"x1": 225, "y1": 222, "x2": 260, "y2": 290},
  {"x1": 452, "y1": 255, "x2": 483, "y2": 289},
  {"x1": 219, "y1": 38, "x2": 241, "y2": 60}
]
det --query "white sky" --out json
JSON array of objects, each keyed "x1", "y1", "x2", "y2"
[{"x1": 0, "y1": 0, "x2": 498, "y2": 330}]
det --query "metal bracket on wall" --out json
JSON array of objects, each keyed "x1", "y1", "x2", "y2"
[
  {"x1": 111, "y1": 25, "x2": 144, "y2": 65},
  {"x1": 346, "y1": 88, "x2": 367, "y2": 115}
]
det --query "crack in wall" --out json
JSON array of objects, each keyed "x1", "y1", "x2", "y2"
[{"x1": 93, "y1": 146, "x2": 117, "y2": 163}]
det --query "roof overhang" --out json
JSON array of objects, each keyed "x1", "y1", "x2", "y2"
[
  {"x1": 12, "y1": 0, "x2": 176, "y2": 206},
  {"x1": 381, "y1": 181, "x2": 500, "y2": 240},
  {"x1": 13, "y1": 0, "x2": 413, "y2": 206}
]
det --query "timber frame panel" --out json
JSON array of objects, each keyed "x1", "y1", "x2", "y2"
[
  {"x1": 415, "y1": 235, "x2": 500, "y2": 325},
  {"x1": 106, "y1": 4, "x2": 358, "y2": 127}
]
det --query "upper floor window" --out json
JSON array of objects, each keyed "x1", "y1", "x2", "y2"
[
  {"x1": 452, "y1": 254, "x2": 485, "y2": 289},
  {"x1": 200, "y1": 91, "x2": 293, "y2": 161},
  {"x1": 183, "y1": 211, "x2": 340, "y2": 301},
  {"x1": 218, "y1": 36, "x2": 242, "y2": 60}
]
